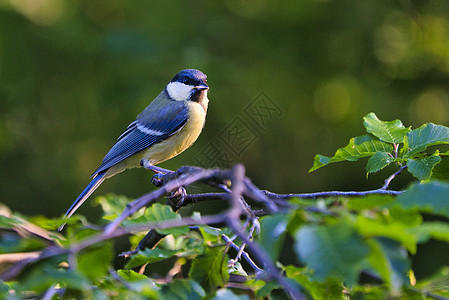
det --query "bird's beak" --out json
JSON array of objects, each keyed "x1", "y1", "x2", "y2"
[{"x1": 194, "y1": 83, "x2": 209, "y2": 91}]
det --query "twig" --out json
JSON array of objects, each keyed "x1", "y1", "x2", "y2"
[
  {"x1": 226, "y1": 219, "x2": 305, "y2": 300},
  {"x1": 381, "y1": 166, "x2": 407, "y2": 190},
  {"x1": 104, "y1": 168, "x2": 221, "y2": 235},
  {"x1": 243, "y1": 178, "x2": 278, "y2": 212},
  {"x1": 227, "y1": 164, "x2": 304, "y2": 300},
  {"x1": 0, "y1": 251, "x2": 41, "y2": 264},
  {"x1": 229, "y1": 164, "x2": 247, "y2": 220},
  {"x1": 221, "y1": 234, "x2": 263, "y2": 275},
  {"x1": 235, "y1": 218, "x2": 259, "y2": 262},
  {"x1": 263, "y1": 188, "x2": 402, "y2": 200},
  {"x1": 42, "y1": 284, "x2": 58, "y2": 300}
]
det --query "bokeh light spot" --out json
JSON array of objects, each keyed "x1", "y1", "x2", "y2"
[
  {"x1": 408, "y1": 88, "x2": 449, "y2": 125},
  {"x1": 8, "y1": 0, "x2": 66, "y2": 25},
  {"x1": 314, "y1": 79, "x2": 352, "y2": 123}
]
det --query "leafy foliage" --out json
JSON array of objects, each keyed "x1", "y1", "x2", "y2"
[
  {"x1": 311, "y1": 113, "x2": 449, "y2": 180},
  {"x1": 294, "y1": 222, "x2": 369, "y2": 284},
  {"x1": 2, "y1": 114, "x2": 449, "y2": 299}
]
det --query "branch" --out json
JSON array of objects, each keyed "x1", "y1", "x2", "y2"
[
  {"x1": 2, "y1": 163, "x2": 412, "y2": 300},
  {"x1": 226, "y1": 164, "x2": 305, "y2": 300},
  {"x1": 221, "y1": 234, "x2": 262, "y2": 274},
  {"x1": 263, "y1": 188, "x2": 402, "y2": 200},
  {"x1": 381, "y1": 165, "x2": 407, "y2": 190}
]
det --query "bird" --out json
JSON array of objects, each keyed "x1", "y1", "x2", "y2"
[{"x1": 59, "y1": 69, "x2": 209, "y2": 230}]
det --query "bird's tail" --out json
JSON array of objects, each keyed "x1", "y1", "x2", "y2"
[{"x1": 58, "y1": 171, "x2": 107, "y2": 231}]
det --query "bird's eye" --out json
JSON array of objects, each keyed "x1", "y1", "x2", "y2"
[{"x1": 183, "y1": 78, "x2": 190, "y2": 85}]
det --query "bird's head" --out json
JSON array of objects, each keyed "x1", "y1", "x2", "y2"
[{"x1": 166, "y1": 69, "x2": 209, "y2": 103}]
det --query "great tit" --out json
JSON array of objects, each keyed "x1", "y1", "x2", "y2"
[{"x1": 60, "y1": 69, "x2": 209, "y2": 229}]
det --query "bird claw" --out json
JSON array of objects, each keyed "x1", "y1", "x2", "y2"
[
  {"x1": 167, "y1": 186, "x2": 186, "y2": 207},
  {"x1": 151, "y1": 173, "x2": 164, "y2": 187}
]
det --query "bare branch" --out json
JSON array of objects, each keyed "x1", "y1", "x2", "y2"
[
  {"x1": 226, "y1": 220, "x2": 305, "y2": 300},
  {"x1": 263, "y1": 188, "x2": 402, "y2": 200},
  {"x1": 221, "y1": 234, "x2": 262, "y2": 274},
  {"x1": 381, "y1": 165, "x2": 407, "y2": 190}
]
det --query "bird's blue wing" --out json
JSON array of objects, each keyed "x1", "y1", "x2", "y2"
[{"x1": 92, "y1": 99, "x2": 188, "y2": 176}]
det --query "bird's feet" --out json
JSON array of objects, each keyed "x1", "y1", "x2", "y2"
[
  {"x1": 151, "y1": 173, "x2": 164, "y2": 187},
  {"x1": 167, "y1": 186, "x2": 187, "y2": 208},
  {"x1": 140, "y1": 159, "x2": 171, "y2": 174}
]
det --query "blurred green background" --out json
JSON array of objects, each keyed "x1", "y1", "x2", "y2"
[{"x1": 1, "y1": 0, "x2": 449, "y2": 276}]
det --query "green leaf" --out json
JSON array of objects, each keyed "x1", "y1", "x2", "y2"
[
  {"x1": 124, "y1": 203, "x2": 189, "y2": 236},
  {"x1": 410, "y1": 222, "x2": 449, "y2": 244},
  {"x1": 414, "y1": 266, "x2": 449, "y2": 296},
  {"x1": 22, "y1": 264, "x2": 88, "y2": 293},
  {"x1": 366, "y1": 240, "x2": 392, "y2": 289},
  {"x1": 309, "y1": 135, "x2": 393, "y2": 172},
  {"x1": 375, "y1": 238, "x2": 410, "y2": 289},
  {"x1": 309, "y1": 154, "x2": 331, "y2": 172},
  {"x1": 294, "y1": 222, "x2": 369, "y2": 284},
  {"x1": 95, "y1": 194, "x2": 139, "y2": 220},
  {"x1": 431, "y1": 156, "x2": 449, "y2": 180},
  {"x1": 345, "y1": 194, "x2": 395, "y2": 211},
  {"x1": 355, "y1": 215, "x2": 417, "y2": 253},
  {"x1": 159, "y1": 279, "x2": 206, "y2": 300},
  {"x1": 404, "y1": 123, "x2": 449, "y2": 156},
  {"x1": 212, "y1": 289, "x2": 250, "y2": 300},
  {"x1": 254, "y1": 280, "x2": 280, "y2": 299},
  {"x1": 285, "y1": 265, "x2": 345, "y2": 300},
  {"x1": 395, "y1": 181, "x2": 449, "y2": 218},
  {"x1": 117, "y1": 270, "x2": 158, "y2": 296},
  {"x1": 0, "y1": 215, "x2": 20, "y2": 229},
  {"x1": 363, "y1": 113, "x2": 409, "y2": 144},
  {"x1": 189, "y1": 247, "x2": 229, "y2": 293},
  {"x1": 407, "y1": 154, "x2": 442, "y2": 180},
  {"x1": 125, "y1": 248, "x2": 180, "y2": 269},
  {"x1": 259, "y1": 214, "x2": 288, "y2": 261},
  {"x1": 228, "y1": 262, "x2": 248, "y2": 276},
  {"x1": 366, "y1": 151, "x2": 393, "y2": 174},
  {"x1": 78, "y1": 243, "x2": 113, "y2": 280}
]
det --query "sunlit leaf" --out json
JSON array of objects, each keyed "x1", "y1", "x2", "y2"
[
  {"x1": 78, "y1": 242, "x2": 113, "y2": 280},
  {"x1": 366, "y1": 151, "x2": 394, "y2": 174},
  {"x1": 345, "y1": 194, "x2": 395, "y2": 211},
  {"x1": 407, "y1": 154, "x2": 441, "y2": 180},
  {"x1": 124, "y1": 203, "x2": 189, "y2": 236},
  {"x1": 310, "y1": 135, "x2": 393, "y2": 172},
  {"x1": 189, "y1": 247, "x2": 229, "y2": 293},
  {"x1": 294, "y1": 222, "x2": 369, "y2": 284},
  {"x1": 125, "y1": 248, "x2": 179, "y2": 269},
  {"x1": 309, "y1": 154, "x2": 331, "y2": 172},
  {"x1": 363, "y1": 113, "x2": 409, "y2": 144},
  {"x1": 404, "y1": 123, "x2": 449, "y2": 156},
  {"x1": 117, "y1": 270, "x2": 159, "y2": 296},
  {"x1": 95, "y1": 194, "x2": 138, "y2": 220},
  {"x1": 355, "y1": 215, "x2": 417, "y2": 253}
]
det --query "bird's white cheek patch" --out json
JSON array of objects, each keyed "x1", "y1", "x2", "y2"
[{"x1": 166, "y1": 82, "x2": 193, "y2": 101}]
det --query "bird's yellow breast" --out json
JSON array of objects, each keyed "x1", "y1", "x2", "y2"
[
  {"x1": 141, "y1": 101, "x2": 206, "y2": 165},
  {"x1": 106, "y1": 101, "x2": 207, "y2": 178}
]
